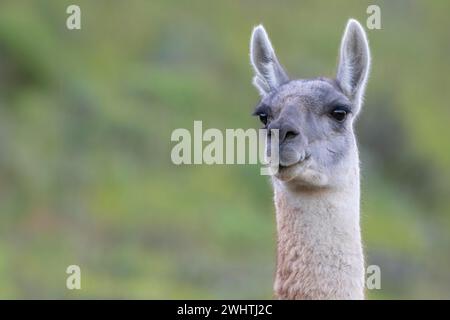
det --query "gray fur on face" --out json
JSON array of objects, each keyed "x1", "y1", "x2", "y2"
[
  {"x1": 257, "y1": 80, "x2": 354, "y2": 180},
  {"x1": 250, "y1": 20, "x2": 370, "y2": 188}
]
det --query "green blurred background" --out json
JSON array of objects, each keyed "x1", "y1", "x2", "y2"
[{"x1": 0, "y1": 0, "x2": 449, "y2": 299}]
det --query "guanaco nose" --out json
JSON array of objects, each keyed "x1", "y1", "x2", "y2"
[{"x1": 267, "y1": 121, "x2": 299, "y2": 145}]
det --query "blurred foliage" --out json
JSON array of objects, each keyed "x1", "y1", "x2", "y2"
[{"x1": 0, "y1": 0, "x2": 449, "y2": 299}]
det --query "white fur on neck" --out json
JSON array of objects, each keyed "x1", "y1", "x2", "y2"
[{"x1": 272, "y1": 150, "x2": 364, "y2": 300}]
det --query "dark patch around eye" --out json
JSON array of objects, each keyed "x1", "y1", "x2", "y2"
[
  {"x1": 330, "y1": 109, "x2": 347, "y2": 122},
  {"x1": 258, "y1": 113, "x2": 268, "y2": 125},
  {"x1": 324, "y1": 103, "x2": 351, "y2": 115}
]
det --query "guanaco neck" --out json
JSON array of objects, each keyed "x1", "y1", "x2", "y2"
[{"x1": 272, "y1": 168, "x2": 364, "y2": 300}]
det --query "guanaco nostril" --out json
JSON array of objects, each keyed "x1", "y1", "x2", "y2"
[{"x1": 285, "y1": 130, "x2": 299, "y2": 140}]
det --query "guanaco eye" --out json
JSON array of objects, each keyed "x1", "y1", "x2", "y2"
[
  {"x1": 330, "y1": 108, "x2": 348, "y2": 122},
  {"x1": 258, "y1": 113, "x2": 268, "y2": 125}
]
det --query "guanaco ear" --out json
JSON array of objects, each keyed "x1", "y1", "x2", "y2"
[
  {"x1": 250, "y1": 25, "x2": 289, "y2": 96},
  {"x1": 336, "y1": 19, "x2": 371, "y2": 114}
]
